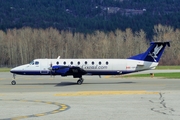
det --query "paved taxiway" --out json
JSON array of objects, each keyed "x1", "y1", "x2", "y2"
[{"x1": 0, "y1": 71, "x2": 180, "y2": 120}]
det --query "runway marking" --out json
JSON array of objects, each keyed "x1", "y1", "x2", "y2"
[
  {"x1": 54, "y1": 91, "x2": 159, "y2": 96},
  {"x1": 11, "y1": 116, "x2": 28, "y2": 120},
  {"x1": 0, "y1": 99, "x2": 70, "y2": 120},
  {"x1": 34, "y1": 114, "x2": 46, "y2": 117},
  {"x1": 0, "y1": 78, "x2": 5, "y2": 80},
  {"x1": 104, "y1": 76, "x2": 111, "y2": 78}
]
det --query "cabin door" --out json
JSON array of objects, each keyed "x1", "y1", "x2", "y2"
[{"x1": 40, "y1": 61, "x2": 49, "y2": 74}]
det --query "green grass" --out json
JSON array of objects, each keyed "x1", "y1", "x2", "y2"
[
  {"x1": 156, "y1": 66, "x2": 180, "y2": 69},
  {"x1": 123, "y1": 72, "x2": 180, "y2": 79},
  {"x1": 0, "y1": 68, "x2": 11, "y2": 72}
]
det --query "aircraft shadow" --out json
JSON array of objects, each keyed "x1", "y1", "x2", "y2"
[
  {"x1": 5, "y1": 81, "x2": 136, "y2": 86},
  {"x1": 55, "y1": 82, "x2": 78, "y2": 86}
]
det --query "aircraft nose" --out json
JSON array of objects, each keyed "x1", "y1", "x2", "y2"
[
  {"x1": 10, "y1": 68, "x2": 17, "y2": 73},
  {"x1": 10, "y1": 64, "x2": 28, "y2": 74},
  {"x1": 10, "y1": 66, "x2": 23, "y2": 74}
]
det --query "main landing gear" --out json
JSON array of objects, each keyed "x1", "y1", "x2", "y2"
[
  {"x1": 77, "y1": 78, "x2": 84, "y2": 85},
  {"x1": 11, "y1": 74, "x2": 16, "y2": 85}
]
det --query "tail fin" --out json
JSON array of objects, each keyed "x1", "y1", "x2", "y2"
[{"x1": 128, "y1": 41, "x2": 170, "y2": 62}]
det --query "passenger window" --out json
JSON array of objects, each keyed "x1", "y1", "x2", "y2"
[
  {"x1": 56, "y1": 61, "x2": 59, "y2": 65},
  {"x1": 35, "y1": 61, "x2": 39, "y2": 65},
  {"x1": 85, "y1": 61, "x2": 87, "y2": 64},
  {"x1": 92, "y1": 61, "x2": 94, "y2": 65},
  {"x1": 63, "y1": 61, "x2": 66, "y2": 65},
  {"x1": 99, "y1": 61, "x2": 101, "y2": 65},
  {"x1": 77, "y1": 61, "x2": 80, "y2": 65},
  {"x1": 106, "y1": 61, "x2": 109, "y2": 65},
  {"x1": 70, "y1": 61, "x2": 73, "y2": 65}
]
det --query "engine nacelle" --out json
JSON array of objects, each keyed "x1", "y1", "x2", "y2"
[{"x1": 52, "y1": 65, "x2": 70, "y2": 75}]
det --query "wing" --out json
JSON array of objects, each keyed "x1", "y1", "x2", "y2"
[{"x1": 51, "y1": 65, "x2": 87, "y2": 77}]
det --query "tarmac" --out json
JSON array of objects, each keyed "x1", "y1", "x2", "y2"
[{"x1": 0, "y1": 71, "x2": 180, "y2": 120}]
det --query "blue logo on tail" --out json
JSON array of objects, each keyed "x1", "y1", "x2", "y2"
[
  {"x1": 128, "y1": 41, "x2": 170, "y2": 62},
  {"x1": 151, "y1": 45, "x2": 163, "y2": 59}
]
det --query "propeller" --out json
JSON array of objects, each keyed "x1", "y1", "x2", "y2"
[{"x1": 48, "y1": 62, "x2": 53, "y2": 77}]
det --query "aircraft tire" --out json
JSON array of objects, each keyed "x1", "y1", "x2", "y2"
[
  {"x1": 77, "y1": 80, "x2": 82, "y2": 85},
  {"x1": 11, "y1": 80, "x2": 16, "y2": 85}
]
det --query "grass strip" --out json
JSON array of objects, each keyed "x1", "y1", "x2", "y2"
[
  {"x1": 156, "y1": 66, "x2": 180, "y2": 69},
  {"x1": 0, "y1": 68, "x2": 11, "y2": 72},
  {"x1": 123, "y1": 72, "x2": 180, "y2": 79}
]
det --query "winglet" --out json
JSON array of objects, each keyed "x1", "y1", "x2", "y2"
[{"x1": 128, "y1": 41, "x2": 170, "y2": 62}]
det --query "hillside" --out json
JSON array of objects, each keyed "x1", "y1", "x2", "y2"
[{"x1": 1, "y1": 0, "x2": 180, "y2": 39}]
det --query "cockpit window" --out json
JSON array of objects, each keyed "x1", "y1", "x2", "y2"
[
  {"x1": 35, "y1": 61, "x2": 39, "y2": 65},
  {"x1": 30, "y1": 61, "x2": 34, "y2": 65}
]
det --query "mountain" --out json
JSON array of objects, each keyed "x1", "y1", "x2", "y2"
[{"x1": 1, "y1": 0, "x2": 180, "y2": 39}]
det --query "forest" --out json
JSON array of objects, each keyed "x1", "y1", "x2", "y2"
[
  {"x1": 1, "y1": 0, "x2": 180, "y2": 39},
  {"x1": 0, "y1": 24, "x2": 179, "y2": 67}
]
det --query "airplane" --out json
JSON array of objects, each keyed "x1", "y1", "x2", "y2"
[{"x1": 10, "y1": 41, "x2": 170, "y2": 85}]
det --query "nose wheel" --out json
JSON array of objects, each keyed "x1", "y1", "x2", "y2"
[
  {"x1": 11, "y1": 74, "x2": 16, "y2": 85},
  {"x1": 11, "y1": 80, "x2": 16, "y2": 85},
  {"x1": 77, "y1": 78, "x2": 84, "y2": 85}
]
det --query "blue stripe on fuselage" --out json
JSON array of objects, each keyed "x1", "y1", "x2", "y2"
[
  {"x1": 10, "y1": 71, "x2": 47, "y2": 75},
  {"x1": 10, "y1": 70, "x2": 138, "y2": 76}
]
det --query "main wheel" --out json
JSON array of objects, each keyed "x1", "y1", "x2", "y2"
[
  {"x1": 77, "y1": 80, "x2": 83, "y2": 85},
  {"x1": 11, "y1": 80, "x2": 16, "y2": 85}
]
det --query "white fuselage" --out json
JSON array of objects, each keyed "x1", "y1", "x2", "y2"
[{"x1": 11, "y1": 58, "x2": 158, "y2": 75}]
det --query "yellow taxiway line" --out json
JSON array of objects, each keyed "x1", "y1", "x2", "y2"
[
  {"x1": 0, "y1": 99, "x2": 70, "y2": 120},
  {"x1": 54, "y1": 91, "x2": 159, "y2": 96}
]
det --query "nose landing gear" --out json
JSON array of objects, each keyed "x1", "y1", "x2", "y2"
[
  {"x1": 11, "y1": 80, "x2": 16, "y2": 85},
  {"x1": 11, "y1": 74, "x2": 16, "y2": 85}
]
